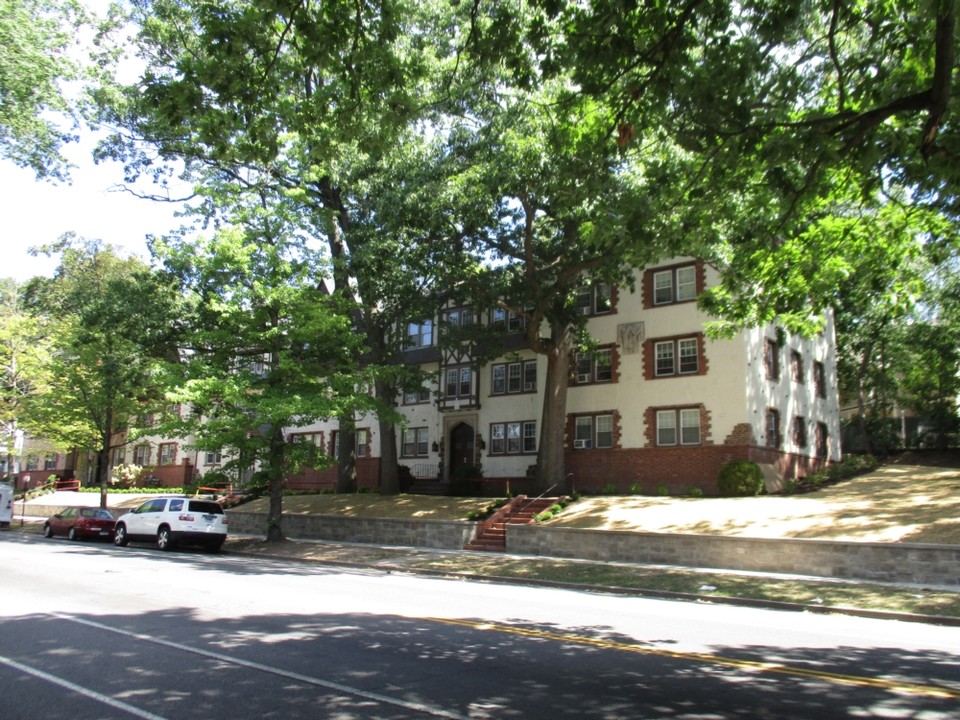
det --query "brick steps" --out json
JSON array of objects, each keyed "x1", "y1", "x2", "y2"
[{"x1": 464, "y1": 496, "x2": 559, "y2": 552}]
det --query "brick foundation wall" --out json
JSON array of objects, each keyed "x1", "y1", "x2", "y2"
[{"x1": 286, "y1": 457, "x2": 381, "y2": 492}]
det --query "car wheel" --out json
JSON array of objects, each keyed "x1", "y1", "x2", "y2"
[
  {"x1": 68, "y1": 527, "x2": 79, "y2": 541},
  {"x1": 156, "y1": 526, "x2": 175, "y2": 551},
  {"x1": 113, "y1": 523, "x2": 129, "y2": 547},
  {"x1": 42, "y1": 523, "x2": 53, "y2": 538}
]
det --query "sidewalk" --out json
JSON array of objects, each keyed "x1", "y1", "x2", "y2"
[
  {"x1": 9, "y1": 500, "x2": 960, "y2": 626},
  {"x1": 222, "y1": 534, "x2": 960, "y2": 627}
]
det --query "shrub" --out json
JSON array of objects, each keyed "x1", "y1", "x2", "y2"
[
  {"x1": 628, "y1": 482, "x2": 642, "y2": 495},
  {"x1": 599, "y1": 482, "x2": 618, "y2": 496},
  {"x1": 686, "y1": 486, "x2": 704, "y2": 498},
  {"x1": 717, "y1": 460, "x2": 764, "y2": 497},
  {"x1": 655, "y1": 484, "x2": 669, "y2": 496}
]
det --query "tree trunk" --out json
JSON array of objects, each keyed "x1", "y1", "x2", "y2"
[
  {"x1": 377, "y1": 379, "x2": 400, "y2": 495},
  {"x1": 265, "y1": 426, "x2": 286, "y2": 542},
  {"x1": 97, "y1": 407, "x2": 113, "y2": 509},
  {"x1": 535, "y1": 321, "x2": 573, "y2": 494},
  {"x1": 336, "y1": 418, "x2": 357, "y2": 493}
]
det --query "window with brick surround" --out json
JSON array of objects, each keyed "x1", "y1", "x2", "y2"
[
  {"x1": 765, "y1": 339, "x2": 780, "y2": 381},
  {"x1": 158, "y1": 443, "x2": 176, "y2": 465},
  {"x1": 791, "y1": 350, "x2": 804, "y2": 383},
  {"x1": 793, "y1": 416, "x2": 807, "y2": 448},
  {"x1": 815, "y1": 422, "x2": 828, "y2": 458},
  {"x1": 574, "y1": 346, "x2": 615, "y2": 384},
  {"x1": 574, "y1": 282, "x2": 614, "y2": 316},
  {"x1": 814, "y1": 361, "x2": 826, "y2": 398},
  {"x1": 652, "y1": 265, "x2": 697, "y2": 305},
  {"x1": 572, "y1": 413, "x2": 614, "y2": 449},
  {"x1": 134, "y1": 445, "x2": 150, "y2": 466},
  {"x1": 655, "y1": 337, "x2": 699, "y2": 376},
  {"x1": 656, "y1": 408, "x2": 701, "y2": 446},
  {"x1": 765, "y1": 409, "x2": 780, "y2": 448}
]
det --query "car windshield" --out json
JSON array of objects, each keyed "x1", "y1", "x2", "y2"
[{"x1": 188, "y1": 500, "x2": 223, "y2": 514}]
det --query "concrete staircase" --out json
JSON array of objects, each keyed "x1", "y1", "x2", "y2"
[{"x1": 464, "y1": 495, "x2": 559, "y2": 552}]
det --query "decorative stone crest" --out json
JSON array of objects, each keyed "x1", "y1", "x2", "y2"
[{"x1": 617, "y1": 322, "x2": 645, "y2": 354}]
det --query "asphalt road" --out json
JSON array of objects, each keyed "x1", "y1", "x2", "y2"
[{"x1": 1, "y1": 532, "x2": 958, "y2": 719}]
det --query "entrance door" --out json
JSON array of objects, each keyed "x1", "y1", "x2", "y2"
[{"x1": 448, "y1": 422, "x2": 475, "y2": 478}]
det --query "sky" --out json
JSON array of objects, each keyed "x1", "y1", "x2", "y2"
[{"x1": 0, "y1": 136, "x2": 184, "y2": 284}]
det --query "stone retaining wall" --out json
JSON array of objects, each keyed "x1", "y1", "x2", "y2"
[
  {"x1": 227, "y1": 511, "x2": 476, "y2": 551},
  {"x1": 508, "y1": 525, "x2": 960, "y2": 587}
]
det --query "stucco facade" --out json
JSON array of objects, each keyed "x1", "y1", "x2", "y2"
[{"x1": 282, "y1": 258, "x2": 842, "y2": 496}]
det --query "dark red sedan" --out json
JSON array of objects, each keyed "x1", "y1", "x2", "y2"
[{"x1": 43, "y1": 507, "x2": 116, "y2": 541}]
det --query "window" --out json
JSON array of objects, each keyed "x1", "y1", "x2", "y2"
[
  {"x1": 356, "y1": 429, "x2": 370, "y2": 458},
  {"x1": 491, "y1": 360, "x2": 537, "y2": 395},
  {"x1": 575, "y1": 348, "x2": 614, "y2": 384},
  {"x1": 158, "y1": 443, "x2": 176, "y2": 465},
  {"x1": 656, "y1": 408, "x2": 701, "y2": 446},
  {"x1": 402, "y1": 428, "x2": 429, "y2": 458},
  {"x1": 25, "y1": 454, "x2": 38, "y2": 471},
  {"x1": 492, "y1": 307, "x2": 528, "y2": 331},
  {"x1": 336, "y1": 429, "x2": 372, "y2": 458},
  {"x1": 815, "y1": 422, "x2": 828, "y2": 458},
  {"x1": 814, "y1": 361, "x2": 826, "y2": 398},
  {"x1": 791, "y1": 350, "x2": 804, "y2": 383},
  {"x1": 574, "y1": 282, "x2": 613, "y2": 315},
  {"x1": 765, "y1": 339, "x2": 780, "y2": 381},
  {"x1": 134, "y1": 445, "x2": 150, "y2": 465},
  {"x1": 765, "y1": 409, "x2": 780, "y2": 448},
  {"x1": 111, "y1": 447, "x2": 125, "y2": 467},
  {"x1": 652, "y1": 336, "x2": 700, "y2": 377},
  {"x1": 489, "y1": 421, "x2": 537, "y2": 455},
  {"x1": 445, "y1": 366, "x2": 473, "y2": 399},
  {"x1": 573, "y1": 414, "x2": 614, "y2": 449},
  {"x1": 793, "y1": 416, "x2": 807, "y2": 448},
  {"x1": 644, "y1": 335, "x2": 706, "y2": 379},
  {"x1": 43, "y1": 453, "x2": 57, "y2": 470},
  {"x1": 205, "y1": 450, "x2": 223, "y2": 465},
  {"x1": 445, "y1": 308, "x2": 474, "y2": 327},
  {"x1": 653, "y1": 265, "x2": 697, "y2": 305},
  {"x1": 403, "y1": 386, "x2": 432, "y2": 405},
  {"x1": 406, "y1": 320, "x2": 433, "y2": 349}
]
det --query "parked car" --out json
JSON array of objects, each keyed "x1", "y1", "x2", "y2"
[
  {"x1": 113, "y1": 496, "x2": 228, "y2": 552},
  {"x1": 43, "y1": 507, "x2": 116, "y2": 541}
]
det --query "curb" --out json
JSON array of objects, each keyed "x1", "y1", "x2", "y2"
[{"x1": 225, "y1": 546, "x2": 960, "y2": 628}]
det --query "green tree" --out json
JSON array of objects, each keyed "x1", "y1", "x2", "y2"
[
  {"x1": 0, "y1": 0, "x2": 87, "y2": 180},
  {"x1": 0, "y1": 278, "x2": 52, "y2": 476},
  {"x1": 153, "y1": 205, "x2": 382, "y2": 541},
  {"x1": 20, "y1": 236, "x2": 178, "y2": 506},
  {"x1": 532, "y1": 0, "x2": 960, "y2": 331},
  {"x1": 96, "y1": 0, "x2": 471, "y2": 495}
]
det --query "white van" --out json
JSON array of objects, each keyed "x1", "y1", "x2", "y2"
[{"x1": 0, "y1": 483, "x2": 13, "y2": 528}]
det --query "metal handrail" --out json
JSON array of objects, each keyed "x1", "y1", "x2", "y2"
[{"x1": 518, "y1": 482, "x2": 559, "y2": 515}]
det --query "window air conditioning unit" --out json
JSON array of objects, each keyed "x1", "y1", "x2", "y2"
[
  {"x1": 577, "y1": 373, "x2": 591, "y2": 383},
  {"x1": 573, "y1": 439, "x2": 589, "y2": 449}
]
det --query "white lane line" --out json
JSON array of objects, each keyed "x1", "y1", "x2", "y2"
[
  {"x1": 54, "y1": 613, "x2": 469, "y2": 720},
  {"x1": 0, "y1": 654, "x2": 170, "y2": 720}
]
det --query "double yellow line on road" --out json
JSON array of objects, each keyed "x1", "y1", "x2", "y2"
[{"x1": 429, "y1": 617, "x2": 958, "y2": 700}]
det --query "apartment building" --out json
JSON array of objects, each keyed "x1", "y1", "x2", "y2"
[{"x1": 285, "y1": 258, "x2": 842, "y2": 496}]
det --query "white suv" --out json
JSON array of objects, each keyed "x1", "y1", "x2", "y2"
[{"x1": 113, "y1": 496, "x2": 228, "y2": 552}]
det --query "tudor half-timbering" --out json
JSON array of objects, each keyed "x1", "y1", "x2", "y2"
[{"x1": 285, "y1": 257, "x2": 841, "y2": 496}]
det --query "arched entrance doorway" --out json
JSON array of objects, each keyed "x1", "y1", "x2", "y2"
[{"x1": 448, "y1": 422, "x2": 475, "y2": 479}]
